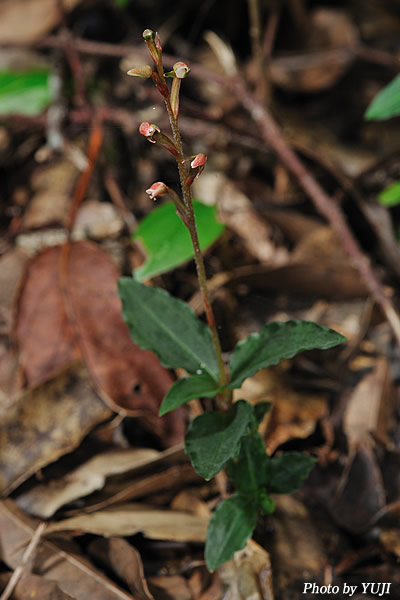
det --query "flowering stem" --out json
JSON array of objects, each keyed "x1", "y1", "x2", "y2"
[{"x1": 164, "y1": 97, "x2": 230, "y2": 408}]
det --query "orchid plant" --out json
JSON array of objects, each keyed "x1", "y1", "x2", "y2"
[{"x1": 118, "y1": 29, "x2": 346, "y2": 571}]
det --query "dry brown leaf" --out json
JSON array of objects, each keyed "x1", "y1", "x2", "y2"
[
  {"x1": 8, "y1": 574, "x2": 77, "y2": 600},
  {"x1": 270, "y1": 9, "x2": 358, "y2": 92},
  {"x1": 89, "y1": 538, "x2": 154, "y2": 600},
  {"x1": 269, "y1": 495, "x2": 327, "y2": 593},
  {"x1": 15, "y1": 241, "x2": 183, "y2": 445},
  {"x1": 16, "y1": 448, "x2": 160, "y2": 518},
  {"x1": 46, "y1": 504, "x2": 209, "y2": 542},
  {"x1": 148, "y1": 575, "x2": 193, "y2": 600},
  {"x1": 194, "y1": 172, "x2": 288, "y2": 265},
  {"x1": 0, "y1": 363, "x2": 111, "y2": 496},
  {"x1": 219, "y1": 539, "x2": 274, "y2": 600},
  {"x1": 343, "y1": 357, "x2": 392, "y2": 448},
  {"x1": 0, "y1": 500, "x2": 134, "y2": 600},
  {"x1": 0, "y1": 0, "x2": 82, "y2": 44}
]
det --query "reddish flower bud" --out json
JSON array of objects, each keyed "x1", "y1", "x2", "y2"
[
  {"x1": 127, "y1": 65, "x2": 153, "y2": 78},
  {"x1": 191, "y1": 153, "x2": 207, "y2": 169},
  {"x1": 142, "y1": 29, "x2": 162, "y2": 69},
  {"x1": 139, "y1": 122, "x2": 160, "y2": 143},
  {"x1": 145, "y1": 181, "x2": 168, "y2": 200}
]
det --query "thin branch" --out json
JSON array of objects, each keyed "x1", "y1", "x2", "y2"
[
  {"x1": 0, "y1": 522, "x2": 46, "y2": 600},
  {"x1": 231, "y1": 78, "x2": 400, "y2": 345}
]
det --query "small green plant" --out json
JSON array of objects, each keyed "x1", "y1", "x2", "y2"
[{"x1": 118, "y1": 30, "x2": 346, "y2": 571}]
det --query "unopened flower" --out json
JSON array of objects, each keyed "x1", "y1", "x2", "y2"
[
  {"x1": 145, "y1": 182, "x2": 168, "y2": 200},
  {"x1": 142, "y1": 29, "x2": 162, "y2": 72},
  {"x1": 139, "y1": 122, "x2": 160, "y2": 142},
  {"x1": 127, "y1": 65, "x2": 153, "y2": 79},
  {"x1": 190, "y1": 153, "x2": 207, "y2": 169}
]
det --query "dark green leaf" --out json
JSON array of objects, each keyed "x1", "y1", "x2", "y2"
[
  {"x1": 134, "y1": 200, "x2": 224, "y2": 281},
  {"x1": 267, "y1": 452, "x2": 316, "y2": 494},
  {"x1": 205, "y1": 493, "x2": 258, "y2": 571},
  {"x1": 365, "y1": 75, "x2": 400, "y2": 120},
  {"x1": 229, "y1": 320, "x2": 346, "y2": 389},
  {"x1": 257, "y1": 489, "x2": 275, "y2": 515},
  {"x1": 378, "y1": 180, "x2": 400, "y2": 208},
  {"x1": 118, "y1": 278, "x2": 218, "y2": 379},
  {"x1": 226, "y1": 432, "x2": 268, "y2": 493},
  {"x1": 159, "y1": 373, "x2": 220, "y2": 416},
  {"x1": 0, "y1": 70, "x2": 53, "y2": 116},
  {"x1": 184, "y1": 400, "x2": 254, "y2": 480},
  {"x1": 254, "y1": 402, "x2": 271, "y2": 424}
]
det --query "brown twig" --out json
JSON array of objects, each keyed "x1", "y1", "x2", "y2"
[
  {"x1": 0, "y1": 522, "x2": 46, "y2": 600},
  {"x1": 231, "y1": 78, "x2": 400, "y2": 345}
]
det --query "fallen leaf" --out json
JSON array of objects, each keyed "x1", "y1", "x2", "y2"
[
  {"x1": 15, "y1": 241, "x2": 183, "y2": 445},
  {"x1": 89, "y1": 538, "x2": 154, "y2": 600},
  {"x1": 270, "y1": 9, "x2": 358, "y2": 92},
  {"x1": 219, "y1": 539, "x2": 274, "y2": 600},
  {"x1": 0, "y1": 500, "x2": 134, "y2": 600},
  {"x1": 147, "y1": 576, "x2": 193, "y2": 600},
  {"x1": 0, "y1": 363, "x2": 111, "y2": 495},
  {"x1": 8, "y1": 574, "x2": 77, "y2": 600},
  {"x1": 46, "y1": 504, "x2": 209, "y2": 542},
  {"x1": 16, "y1": 448, "x2": 160, "y2": 518},
  {"x1": 0, "y1": 0, "x2": 82, "y2": 44}
]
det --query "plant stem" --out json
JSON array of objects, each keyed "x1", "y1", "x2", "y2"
[{"x1": 164, "y1": 97, "x2": 230, "y2": 407}]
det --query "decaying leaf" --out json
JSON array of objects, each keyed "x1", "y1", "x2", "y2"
[
  {"x1": 89, "y1": 538, "x2": 155, "y2": 600},
  {"x1": 15, "y1": 241, "x2": 182, "y2": 444},
  {"x1": 0, "y1": 363, "x2": 112, "y2": 495},
  {"x1": 219, "y1": 539, "x2": 274, "y2": 600},
  {"x1": 6, "y1": 574, "x2": 77, "y2": 600},
  {"x1": 0, "y1": 500, "x2": 134, "y2": 600},
  {"x1": 46, "y1": 504, "x2": 209, "y2": 542}
]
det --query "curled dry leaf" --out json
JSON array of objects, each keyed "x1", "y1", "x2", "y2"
[
  {"x1": 219, "y1": 539, "x2": 274, "y2": 600},
  {"x1": 16, "y1": 448, "x2": 160, "y2": 518},
  {"x1": 46, "y1": 503, "x2": 209, "y2": 542},
  {"x1": 15, "y1": 241, "x2": 183, "y2": 445},
  {"x1": 0, "y1": 500, "x2": 133, "y2": 600},
  {"x1": 0, "y1": 363, "x2": 112, "y2": 496}
]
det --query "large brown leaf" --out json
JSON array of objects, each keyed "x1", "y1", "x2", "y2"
[{"x1": 15, "y1": 241, "x2": 183, "y2": 444}]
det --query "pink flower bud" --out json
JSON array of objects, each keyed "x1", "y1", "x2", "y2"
[
  {"x1": 190, "y1": 153, "x2": 207, "y2": 169},
  {"x1": 145, "y1": 182, "x2": 168, "y2": 200},
  {"x1": 127, "y1": 65, "x2": 153, "y2": 78},
  {"x1": 173, "y1": 61, "x2": 190, "y2": 79},
  {"x1": 139, "y1": 122, "x2": 160, "y2": 142}
]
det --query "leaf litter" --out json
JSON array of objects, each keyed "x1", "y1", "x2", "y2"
[{"x1": 1, "y1": 0, "x2": 400, "y2": 598}]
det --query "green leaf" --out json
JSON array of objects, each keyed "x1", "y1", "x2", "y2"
[
  {"x1": 205, "y1": 493, "x2": 258, "y2": 571},
  {"x1": 257, "y1": 489, "x2": 275, "y2": 515},
  {"x1": 254, "y1": 402, "x2": 271, "y2": 424},
  {"x1": 365, "y1": 74, "x2": 400, "y2": 120},
  {"x1": 134, "y1": 200, "x2": 224, "y2": 281},
  {"x1": 0, "y1": 70, "x2": 53, "y2": 116},
  {"x1": 184, "y1": 400, "x2": 254, "y2": 480},
  {"x1": 378, "y1": 180, "x2": 400, "y2": 208},
  {"x1": 229, "y1": 320, "x2": 346, "y2": 389},
  {"x1": 267, "y1": 452, "x2": 316, "y2": 494},
  {"x1": 226, "y1": 432, "x2": 268, "y2": 494},
  {"x1": 159, "y1": 373, "x2": 220, "y2": 416},
  {"x1": 118, "y1": 278, "x2": 218, "y2": 379}
]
